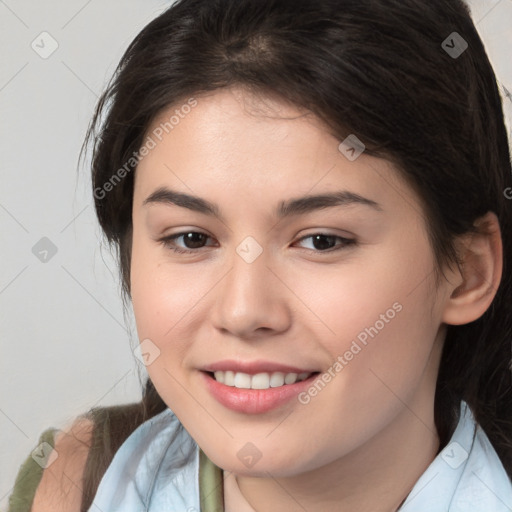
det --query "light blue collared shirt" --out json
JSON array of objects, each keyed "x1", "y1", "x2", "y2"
[{"x1": 88, "y1": 401, "x2": 512, "y2": 512}]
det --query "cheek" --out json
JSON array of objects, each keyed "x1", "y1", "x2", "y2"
[
  {"x1": 130, "y1": 235, "x2": 220, "y2": 372},
  {"x1": 130, "y1": 227, "x2": 183, "y2": 321},
  {"x1": 294, "y1": 242, "x2": 440, "y2": 405},
  {"x1": 130, "y1": 236, "x2": 186, "y2": 350},
  {"x1": 129, "y1": 239, "x2": 203, "y2": 410},
  {"x1": 291, "y1": 241, "x2": 436, "y2": 355}
]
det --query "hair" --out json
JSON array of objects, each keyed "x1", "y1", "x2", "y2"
[{"x1": 79, "y1": 0, "x2": 512, "y2": 509}]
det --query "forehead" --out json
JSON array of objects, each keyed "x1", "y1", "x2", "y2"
[
  {"x1": 143, "y1": 87, "x2": 329, "y2": 169},
  {"x1": 134, "y1": 87, "x2": 420, "y2": 220}
]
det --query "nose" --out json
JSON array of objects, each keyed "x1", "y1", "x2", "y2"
[{"x1": 211, "y1": 244, "x2": 292, "y2": 339}]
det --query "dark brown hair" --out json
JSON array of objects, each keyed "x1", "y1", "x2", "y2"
[{"x1": 80, "y1": 0, "x2": 512, "y2": 509}]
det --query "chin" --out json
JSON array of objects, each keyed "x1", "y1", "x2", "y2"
[{"x1": 209, "y1": 449, "x2": 310, "y2": 478}]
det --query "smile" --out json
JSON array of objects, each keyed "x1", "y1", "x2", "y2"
[
  {"x1": 200, "y1": 369, "x2": 321, "y2": 414},
  {"x1": 212, "y1": 370, "x2": 312, "y2": 389}
]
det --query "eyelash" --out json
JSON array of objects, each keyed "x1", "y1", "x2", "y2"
[{"x1": 158, "y1": 231, "x2": 356, "y2": 255}]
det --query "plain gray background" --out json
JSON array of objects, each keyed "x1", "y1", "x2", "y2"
[{"x1": 0, "y1": 0, "x2": 511, "y2": 509}]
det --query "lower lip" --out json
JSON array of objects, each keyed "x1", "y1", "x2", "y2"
[{"x1": 200, "y1": 371, "x2": 319, "y2": 414}]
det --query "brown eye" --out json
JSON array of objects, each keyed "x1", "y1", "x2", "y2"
[
  {"x1": 296, "y1": 234, "x2": 356, "y2": 252},
  {"x1": 179, "y1": 232, "x2": 209, "y2": 249},
  {"x1": 159, "y1": 231, "x2": 213, "y2": 253}
]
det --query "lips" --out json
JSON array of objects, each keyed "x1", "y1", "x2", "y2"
[
  {"x1": 199, "y1": 360, "x2": 321, "y2": 414},
  {"x1": 201, "y1": 359, "x2": 318, "y2": 375}
]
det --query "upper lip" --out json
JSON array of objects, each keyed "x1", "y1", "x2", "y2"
[{"x1": 201, "y1": 360, "x2": 319, "y2": 375}]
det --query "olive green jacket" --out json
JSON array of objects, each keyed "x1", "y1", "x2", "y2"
[{"x1": 7, "y1": 428, "x2": 58, "y2": 512}]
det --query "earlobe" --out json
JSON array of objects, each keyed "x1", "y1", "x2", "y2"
[{"x1": 442, "y1": 212, "x2": 503, "y2": 326}]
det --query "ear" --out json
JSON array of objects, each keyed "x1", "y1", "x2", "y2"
[{"x1": 441, "y1": 211, "x2": 503, "y2": 326}]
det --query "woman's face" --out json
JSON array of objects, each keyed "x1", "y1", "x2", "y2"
[{"x1": 130, "y1": 87, "x2": 452, "y2": 476}]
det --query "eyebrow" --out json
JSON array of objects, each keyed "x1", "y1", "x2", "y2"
[{"x1": 142, "y1": 186, "x2": 382, "y2": 221}]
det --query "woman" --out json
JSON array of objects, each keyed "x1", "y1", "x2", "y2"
[{"x1": 8, "y1": 0, "x2": 512, "y2": 510}]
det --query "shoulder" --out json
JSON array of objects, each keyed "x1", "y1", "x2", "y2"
[
  {"x1": 86, "y1": 408, "x2": 200, "y2": 511},
  {"x1": 31, "y1": 417, "x2": 94, "y2": 512}
]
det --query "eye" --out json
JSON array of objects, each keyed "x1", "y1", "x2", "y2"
[
  {"x1": 294, "y1": 233, "x2": 356, "y2": 252},
  {"x1": 158, "y1": 231, "x2": 215, "y2": 254},
  {"x1": 158, "y1": 231, "x2": 355, "y2": 254}
]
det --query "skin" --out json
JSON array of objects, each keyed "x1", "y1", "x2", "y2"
[{"x1": 129, "y1": 86, "x2": 502, "y2": 512}]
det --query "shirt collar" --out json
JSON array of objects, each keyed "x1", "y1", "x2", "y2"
[{"x1": 399, "y1": 401, "x2": 512, "y2": 511}]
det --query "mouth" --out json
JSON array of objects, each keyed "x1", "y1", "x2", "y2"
[{"x1": 200, "y1": 368, "x2": 322, "y2": 414}]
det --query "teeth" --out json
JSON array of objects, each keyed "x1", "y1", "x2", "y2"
[
  {"x1": 250, "y1": 373, "x2": 269, "y2": 389},
  {"x1": 213, "y1": 370, "x2": 312, "y2": 389},
  {"x1": 234, "y1": 372, "x2": 251, "y2": 389},
  {"x1": 269, "y1": 372, "x2": 285, "y2": 387},
  {"x1": 284, "y1": 372, "x2": 297, "y2": 385}
]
